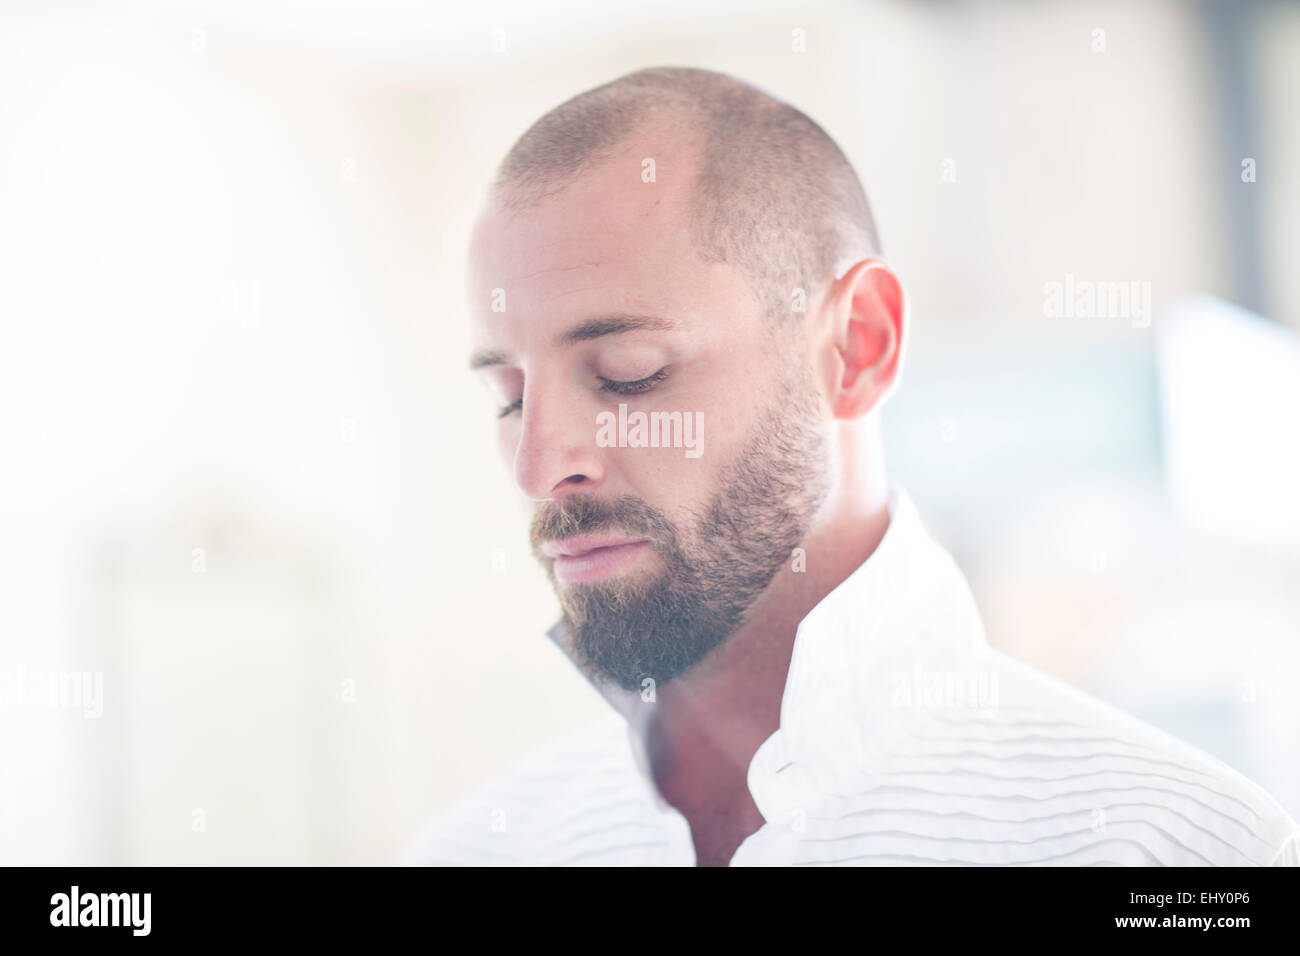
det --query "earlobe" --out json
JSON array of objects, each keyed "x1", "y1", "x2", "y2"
[{"x1": 831, "y1": 258, "x2": 907, "y2": 420}]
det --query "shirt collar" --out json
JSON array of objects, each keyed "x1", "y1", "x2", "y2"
[{"x1": 748, "y1": 483, "x2": 991, "y2": 807}]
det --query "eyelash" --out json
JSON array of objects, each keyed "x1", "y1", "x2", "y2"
[
  {"x1": 599, "y1": 367, "x2": 669, "y2": 396},
  {"x1": 496, "y1": 368, "x2": 670, "y2": 418}
]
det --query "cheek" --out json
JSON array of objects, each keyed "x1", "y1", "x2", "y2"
[{"x1": 609, "y1": 445, "x2": 720, "y2": 525}]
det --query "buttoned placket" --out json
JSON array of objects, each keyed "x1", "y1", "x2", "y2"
[
  {"x1": 728, "y1": 728, "x2": 825, "y2": 866},
  {"x1": 621, "y1": 706, "x2": 824, "y2": 866}
]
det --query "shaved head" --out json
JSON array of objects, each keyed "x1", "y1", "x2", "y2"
[{"x1": 490, "y1": 66, "x2": 880, "y2": 322}]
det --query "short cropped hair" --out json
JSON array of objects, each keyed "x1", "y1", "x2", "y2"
[{"x1": 490, "y1": 66, "x2": 880, "y2": 323}]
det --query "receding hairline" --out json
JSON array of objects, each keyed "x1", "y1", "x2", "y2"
[{"x1": 486, "y1": 67, "x2": 880, "y2": 322}]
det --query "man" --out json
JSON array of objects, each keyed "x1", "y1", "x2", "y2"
[{"x1": 407, "y1": 67, "x2": 1299, "y2": 866}]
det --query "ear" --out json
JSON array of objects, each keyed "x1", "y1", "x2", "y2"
[{"x1": 825, "y1": 258, "x2": 907, "y2": 420}]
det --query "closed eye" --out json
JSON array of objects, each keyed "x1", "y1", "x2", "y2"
[
  {"x1": 598, "y1": 367, "x2": 669, "y2": 396},
  {"x1": 496, "y1": 367, "x2": 670, "y2": 419}
]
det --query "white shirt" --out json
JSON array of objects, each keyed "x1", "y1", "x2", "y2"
[{"x1": 406, "y1": 486, "x2": 1300, "y2": 866}]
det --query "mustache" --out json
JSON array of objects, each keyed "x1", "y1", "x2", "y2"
[{"x1": 530, "y1": 495, "x2": 676, "y2": 552}]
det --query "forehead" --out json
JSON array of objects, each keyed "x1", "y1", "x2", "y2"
[{"x1": 467, "y1": 129, "x2": 757, "y2": 344}]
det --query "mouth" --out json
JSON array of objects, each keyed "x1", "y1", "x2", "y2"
[{"x1": 541, "y1": 535, "x2": 652, "y2": 585}]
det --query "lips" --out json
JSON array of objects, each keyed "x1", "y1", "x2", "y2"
[
  {"x1": 540, "y1": 535, "x2": 649, "y2": 558},
  {"x1": 541, "y1": 535, "x2": 652, "y2": 584}
]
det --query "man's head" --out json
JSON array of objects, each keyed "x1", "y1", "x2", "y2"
[{"x1": 468, "y1": 67, "x2": 905, "y2": 692}]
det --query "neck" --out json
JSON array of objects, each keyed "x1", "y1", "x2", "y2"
[{"x1": 646, "y1": 419, "x2": 892, "y2": 810}]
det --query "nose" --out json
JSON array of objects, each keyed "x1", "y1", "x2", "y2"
[{"x1": 511, "y1": 379, "x2": 607, "y2": 501}]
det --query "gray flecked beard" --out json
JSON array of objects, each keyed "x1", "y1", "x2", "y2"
[{"x1": 530, "y1": 361, "x2": 830, "y2": 692}]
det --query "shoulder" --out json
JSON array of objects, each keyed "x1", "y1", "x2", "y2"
[
  {"x1": 865, "y1": 648, "x2": 1300, "y2": 865},
  {"x1": 401, "y1": 714, "x2": 658, "y2": 866}
]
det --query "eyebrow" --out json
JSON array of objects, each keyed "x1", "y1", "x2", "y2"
[
  {"x1": 469, "y1": 349, "x2": 509, "y2": 370},
  {"x1": 468, "y1": 314, "x2": 678, "y2": 370}
]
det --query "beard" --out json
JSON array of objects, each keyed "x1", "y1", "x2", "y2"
[{"x1": 529, "y1": 360, "x2": 831, "y2": 693}]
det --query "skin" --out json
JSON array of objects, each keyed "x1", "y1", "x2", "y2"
[{"x1": 468, "y1": 119, "x2": 907, "y2": 866}]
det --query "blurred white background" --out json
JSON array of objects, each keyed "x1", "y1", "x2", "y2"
[{"x1": 1, "y1": 0, "x2": 1297, "y2": 864}]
